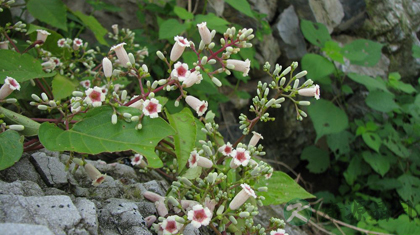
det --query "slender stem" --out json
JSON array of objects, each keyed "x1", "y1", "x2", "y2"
[
  {"x1": 2, "y1": 31, "x2": 20, "y2": 53},
  {"x1": 209, "y1": 222, "x2": 222, "y2": 235},
  {"x1": 22, "y1": 40, "x2": 44, "y2": 54}
]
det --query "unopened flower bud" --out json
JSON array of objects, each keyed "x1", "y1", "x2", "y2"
[
  {"x1": 211, "y1": 77, "x2": 222, "y2": 87},
  {"x1": 123, "y1": 113, "x2": 132, "y2": 118},
  {"x1": 111, "y1": 114, "x2": 117, "y2": 124},
  {"x1": 295, "y1": 70, "x2": 307, "y2": 79},
  {"x1": 208, "y1": 42, "x2": 215, "y2": 49},
  {"x1": 279, "y1": 77, "x2": 286, "y2": 86},
  {"x1": 72, "y1": 91, "x2": 84, "y2": 97},
  {"x1": 201, "y1": 56, "x2": 208, "y2": 65},
  {"x1": 168, "y1": 196, "x2": 179, "y2": 207},
  {"x1": 298, "y1": 101, "x2": 311, "y2": 106},
  {"x1": 156, "y1": 51, "x2": 165, "y2": 60},
  {"x1": 208, "y1": 59, "x2": 216, "y2": 65},
  {"x1": 293, "y1": 79, "x2": 299, "y2": 89},
  {"x1": 31, "y1": 94, "x2": 41, "y2": 101},
  {"x1": 229, "y1": 216, "x2": 238, "y2": 224},
  {"x1": 239, "y1": 212, "x2": 250, "y2": 218},
  {"x1": 128, "y1": 53, "x2": 135, "y2": 65},
  {"x1": 179, "y1": 177, "x2": 192, "y2": 187},
  {"x1": 281, "y1": 66, "x2": 291, "y2": 76},
  {"x1": 258, "y1": 187, "x2": 268, "y2": 192},
  {"x1": 291, "y1": 61, "x2": 298, "y2": 69},
  {"x1": 216, "y1": 205, "x2": 225, "y2": 215},
  {"x1": 131, "y1": 116, "x2": 139, "y2": 122},
  {"x1": 41, "y1": 92, "x2": 48, "y2": 102},
  {"x1": 142, "y1": 64, "x2": 148, "y2": 73},
  {"x1": 49, "y1": 100, "x2": 57, "y2": 107},
  {"x1": 8, "y1": 124, "x2": 24, "y2": 131},
  {"x1": 37, "y1": 105, "x2": 48, "y2": 110}
]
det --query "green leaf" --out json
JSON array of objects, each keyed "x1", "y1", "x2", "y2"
[
  {"x1": 365, "y1": 90, "x2": 399, "y2": 113},
  {"x1": 300, "y1": 145, "x2": 330, "y2": 173},
  {"x1": 166, "y1": 108, "x2": 197, "y2": 172},
  {"x1": 27, "y1": 0, "x2": 67, "y2": 31},
  {"x1": 38, "y1": 106, "x2": 175, "y2": 168},
  {"x1": 0, "y1": 50, "x2": 56, "y2": 82},
  {"x1": 300, "y1": 19, "x2": 331, "y2": 47},
  {"x1": 0, "y1": 107, "x2": 40, "y2": 137},
  {"x1": 347, "y1": 73, "x2": 389, "y2": 93},
  {"x1": 0, "y1": 130, "x2": 23, "y2": 170},
  {"x1": 367, "y1": 175, "x2": 402, "y2": 191},
  {"x1": 362, "y1": 132, "x2": 381, "y2": 152},
  {"x1": 362, "y1": 151, "x2": 390, "y2": 177},
  {"x1": 194, "y1": 14, "x2": 230, "y2": 34},
  {"x1": 397, "y1": 174, "x2": 420, "y2": 206},
  {"x1": 383, "y1": 137, "x2": 410, "y2": 158},
  {"x1": 307, "y1": 99, "x2": 349, "y2": 141},
  {"x1": 344, "y1": 155, "x2": 363, "y2": 185},
  {"x1": 326, "y1": 131, "x2": 354, "y2": 158},
  {"x1": 72, "y1": 11, "x2": 108, "y2": 46},
  {"x1": 225, "y1": 0, "x2": 254, "y2": 18},
  {"x1": 86, "y1": 0, "x2": 122, "y2": 12},
  {"x1": 341, "y1": 84, "x2": 353, "y2": 94},
  {"x1": 412, "y1": 45, "x2": 420, "y2": 58},
  {"x1": 400, "y1": 202, "x2": 419, "y2": 218},
  {"x1": 301, "y1": 53, "x2": 335, "y2": 81},
  {"x1": 27, "y1": 25, "x2": 64, "y2": 56},
  {"x1": 322, "y1": 41, "x2": 344, "y2": 63},
  {"x1": 342, "y1": 39, "x2": 383, "y2": 67},
  {"x1": 52, "y1": 74, "x2": 78, "y2": 100},
  {"x1": 158, "y1": 19, "x2": 187, "y2": 40},
  {"x1": 255, "y1": 171, "x2": 315, "y2": 206},
  {"x1": 173, "y1": 6, "x2": 194, "y2": 20},
  {"x1": 183, "y1": 167, "x2": 202, "y2": 179}
]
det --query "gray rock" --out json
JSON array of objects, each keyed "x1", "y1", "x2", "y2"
[
  {"x1": 0, "y1": 223, "x2": 54, "y2": 235},
  {"x1": 336, "y1": 0, "x2": 366, "y2": 31},
  {"x1": 0, "y1": 180, "x2": 44, "y2": 196},
  {"x1": 183, "y1": 224, "x2": 200, "y2": 235},
  {"x1": 249, "y1": 0, "x2": 279, "y2": 22},
  {"x1": 139, "y1": 180, "x2": 169, "y2": 196},
  {"x1": 0, "y1": 195, "x2": 82, "y2": 235},
  {"x1": 207, "y1": 0, "x2": 225, "y2": 17},
  {"x1": 30, "y1": 152, "x2": 68, "y2": 187},
  {"x1": 274, "y1": 5, "x2": 307, "y2": 60},
  {"x1": 74, "y1": 198, "x2": 99, "y2": 235},
  {"x1": 86, "y1": 160, "x2": 139, "y2": 183},
  {"x1": 0, "y1": 154, "x2": 45, "y2": 186}
]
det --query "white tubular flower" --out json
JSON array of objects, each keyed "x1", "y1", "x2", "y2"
[
  {"x1": 218, "y1": 142, "x2": 233, "y2": 156},
  {"x1": 73, "y1": 38, "x2": 83, "y2": 50},
  {"x1": 84, "y1": 86, "x2": 106, "y2": 107},
  {"x1": 170, "y1": 36, "x2": 190, "y2": 62},
  {"x1": 102, "y1": 57, "x2": 113, "y2": 78},
  {"x1": 0, "y1": 77, "x2": 20, "y2": 99},
  {"x1": 183, "y1": 71, "x2": 203, "y2": 88},
  {"x1": 0, "y1": 41, "x2": 9, "y2": 49},
  {"x1": 36, "y1": 29, "x2": 50, "y2": 43},
  {"x1": 197, "y1": 22, "x2": 211, "y2": 45},
  {"x1": 249, "y1": 131, "x2": 263, "y2": 147},
  {"x1": 187, "y1": 204, "x2": 212, "y2": 228},
  {"x1": 57, "y1": 38, "x2": 66, "y2": 48},
  {"x1": 298, "y1": 84, "x2": 320, "y2": 100},
  {"x1": 161, "y1": 216, "x2": 182, "y2": 235},
  {"x1": 142, "y1": 98, "x2": 162, "y2": 118},
  {"x1": 128, "y1": 96, "x2": 144, "y2": 109},
  {"x1": 111, "y1": 24, "x2": 119, "y2": 35},
  {"x1": 131, "y1": 153, "x2": 147, "y2": 168},
  {"x1": 84, "y1": 163, "x2": 106, "y2": 186},
  {"x1": 171, "y1": 62, "x2": 190, "y2": 82},
  {"x1": 226, "y1": 59, "x2": 251, "y2": 76},
  {"x1": 230, "y1": 147, "x2": 250, "y2": 169},
  {"x1": 185, "y1": 95, "x2": 208, "y2": 116},
  {"x1": 188, "y1": 150, "x2": 213, "y2": 168},
  {"x1": 110, "y1": 43, "x2": 130, "y2": 67},
  {"x1": 270, "y1": 228, "x2": 289, "y2": 235},
  {"x1": 80, "y1": 80, "x2": 91, "y2": 89},
  {"x1": 229, "y1": 183, "x2": 257, "y2": 210}
]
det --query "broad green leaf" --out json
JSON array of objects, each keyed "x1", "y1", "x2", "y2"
[
  {"x1": 27, "y1": 0, "x2": 67, "y2": 31},
  {"x1": 255, "y1": 171, "x2": 315, "y2": 206},
  {"x1": 341, "y1": 84, "x2": 353, "y2": 94},
  {"x1": 173, "y1": 6, "x2": 194, "y2": 20},
  {"x1": 307, "y1": 99, "x2": 349, "y2": 141},
  {"x1": 367, "y1": 176, "x2": 402, "y2": 191},
  {"x1": 0, "y1": 130, "x2": 23, "y2": 170},
  {"x1": 322, "y1": 41, "x2": 344, "y2": 63},
  {"x1": 413, "y1": 45, "x2": 420, "y2": 58},
  {"x1": 362, "y1": 151, "x2": 390, "y2": 177},
  {"x1": 225, "y1": 0, "x2": 254, "y2": 18},
  {"x1": 342, "y1": 39, "x2": 383, "y2": 67},
  {"x1": 397, "y1": 174, "x2": 420, "y2": 206},
  {"x1": 365, "y1": 90, "x2": 399, "y2": 113},
  {"x1": 38, "y1": 106, "x2": 175, "y2": 168},
  {"x1": 400, "y1": 202, "x2": 420, "y2": 218},
  {"x1": 347, "y1": 73, "x2": 389, "y2": 93},
  {"x1": 166, "y1": 108, "x2": 197, "y2": 172},
  {"x1": 388, "y1": 73, "x2": 416, "y2": 94},
  {"x1": 301, "y1": 53, "x2": 335, "y2": 81},
  {"x1": 194, "y1": 14, "x2": 230, "y2": 34},
  {"x1": 158, "y1": 19, "x2": 187, "y2": 40},
  {"x1": 383, "y1": 137, "x2": 410, "y2": 158},
  {"x1": 72, "y1": 11, "x2": 108, "y2": 46},
  {"x1": 28, "y1": 25, "x2": 64, "y2": 56},
  {"x1": 0, "y1": 50, "x2": 56, "y2": 82},
  {"x1": 183, "y1": 167, "x2": 202, "y2": 180},
  {"x1": 300, "y1": 145, "x2": 330, "y2": 173},
  {"x1": 300, "y1": 19, "x2": 331, "y2": 47},
  {"x1": 362, "y1": 132, "x2": 381, "y2": 152},
  {"x1": 344, "y1": 155, "x2": 363, "y2": 185},
  {"x1": 194, "y1": 118, "x2": 206, "y2": 148},
  {"x1": 0, "y1": 107, "x2": 40, "y2": 137},
  {"x1": 86, "y1": 0, "x2": 122, "y2": 12},
  {"x1": 52, "y1": 74, "x2": 78, "y2": 100},
  {"x1": 326, "y1": 131, "x2": 354, "y2": 158}
]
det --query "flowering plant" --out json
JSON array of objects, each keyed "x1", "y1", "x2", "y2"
[{"x1": 0, "y1": 1, "x2": 319, "y2": 234}]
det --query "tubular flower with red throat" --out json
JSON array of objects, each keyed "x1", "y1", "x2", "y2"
[
  {"x1": 80, "y1": 80, "x2": 91, "y2": 89},
  {"x1": 84, "y1": 163, "x2": 106, "y2": 186},
  {"x1": 197, "y1": 22, "x2": 211, "y2": 45},
  {"x1": 226, "y1": 59, "x2": 251, "y2": 76},
  {"x1": 298, "y1": 84, "x2": 320, "y2": 100},
  {"x1": 171, "y1": 62, "x2": 190, "y2": 82},
  {"x1": 131, "y1": 153, "x2": 147, "y2": 168},
  {"x1": 73, "y1": 38, "x2": 83, "y2": 50},
  {"x1": 0, "y1": 41, "x2": 9, "y2": 49},
  {"x1": 110, "y1": 43, "x2": 130, "y2": 67},
  {"x1": 170, "y1": 36, "x2": 190, "y2": 62},
  {"x1": 183, "y1": 71, "x2": 203, "y2": 88},
  {"x1": 185, "y1": 95, "x2": 208, "y2": 116},
  {"x1": 84, "y1": 86, "x2": 106, "y2": 107},
  {"x1": 218, "y1": 142, "x2": 233, "y2": 157},
  {"x1": 230, "y1": 147, "x2": 251, "y2": 169},
  {"x1": 249, "y1": 131, "x2": 263, "y2": 147},
  {"x1": 36, "y1": 29, "x2": 50, "y2": 43},
  {"x1": 0, "y1": 77, "x2": 20, "y2": 100},
  {"x1": 229, "y1": 183, "x2": 257, "y2": 210},
  {"x1": 57, "y1": 38, "x2": 66, "y2": 48},
  {"x1": 142, "y1": 98, "x2": 162, "y2": 118},
  {"x1": 187, "y1": 204, "x2": 212, "y2": 228},
  {"x1": 188, "y1": 150, "x2": 213, "y2": 168},
  {"x1": 161, "y1": 216, "x2": 182, "y2": 235}
]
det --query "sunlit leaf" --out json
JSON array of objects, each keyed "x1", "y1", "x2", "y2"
[
  {"x1": 52, "y1": 74, "x2": 78, "y2": 100},
  {"x1": 0, "y1": 130, "x2": 23, "y2": 170},
  {"x1": 0, "y1": 107, "x2": 40, "y2": 137},
  {"x1": 225, "y1": 0, "x2": 254, "y2": 18},
  {"x1": 362, "y1": 132, "x2": 381, "y2": 152},
  {"x1": 342, "y1": 39, "x2": 383, "y2": 67},
  {"x1": 158, "y1": 19, "x2": 187, "y2": 40},
  {"x1": 301, "y1": 53, "x2": 335, "y2": 81},
  {"x1": 27, "y1": 0, "x2": 67, "y2": 31},
  {"x1": 173, "y1": 6, "x2": 194, "y2": 20},
  {"x1": 300, "y1": 19, "x2": 331, "y2": 47},
  {"x1": 72, "y1": 11, "x2": 108, "y2": 46}
]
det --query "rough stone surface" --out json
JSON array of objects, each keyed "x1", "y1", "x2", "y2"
[
  {"x1": 74, "y1": 198, "x2": 99, "y2": 235},
  {"x1": 0, "y1": 223, "x2": 55, "y2": 235},
  {"x1": 0, "y1": 154, "x2": 45, "y2": 186},
  {"x1": 274, "y1": 5, "x2": 307, "y2": 60},
  {"x1": 336, "y1": 0, "x2": 366, "y2": 31},
  {"x1": 30, "y1": 152, "x2": 68, "y2": 187},
  {"x1": 0, "y1": 195, "x2": 82, "y2": 235},
  {"x1": 0, "y1": 180, "x2": 44, "y2": 196}
]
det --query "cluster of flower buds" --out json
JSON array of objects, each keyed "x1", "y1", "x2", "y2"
[
  {"x1": 0, "y1": 115, "x2": 24, "y2": 132},
  {"x1": 30, "y1": 92, "x2": 59, "y2": 111},
  {"x1": 0, "y1": 0, "x2": 15, "y2": 12}
]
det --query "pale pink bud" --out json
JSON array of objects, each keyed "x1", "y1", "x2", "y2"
[
  {"x1": 170, "y1": 36, "x2": 190, "y2": 61},
  {"x1": 249, "y1": 131, "x2": 263, "y2": 147},
  {"x1": 84, "y1": 163, "x2": 106, "y2": 186},
  {"x1": 143, "y1": 191, "x2": 165, "y2": 202},
  {"x1": 36, "y1": 29, "x2": 50, "y2": 43},
  {"x1": 298, "y1": 84, "x2": 320, "y2": 100},
  {"x1": 144, "y1": 215, "x2": 157, "y2": 228},
  {"x1": 102, "y1": 57, "x2": 113, "y2": 78},
  {"x1": 197, "y1": 22, "x2": 211, "y2": 45},
  {"x1": 0, "y1": 77, "x2": 20, "y2": 100},
  {"x1": 185, "y1": 95, "x2": 208, "y2": 116},
  {"x1": 155, "y1": 198, "x2": 169, "y2": 216},
  {"x1": 110, "y1": 43, "x2": 130, "y2": 67},
  {"x1": 229, "y1": 183, "x2": 257, "y2": 210},
  {"x1": 188, "y1": 150, "x2": 213, "y2": 168},
  {"x1": 183, "y1": 71, "x2": 203, "y2": 88},
  {"x1": 226, "y1": 59, "x2": 251, "y2": 76}
]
